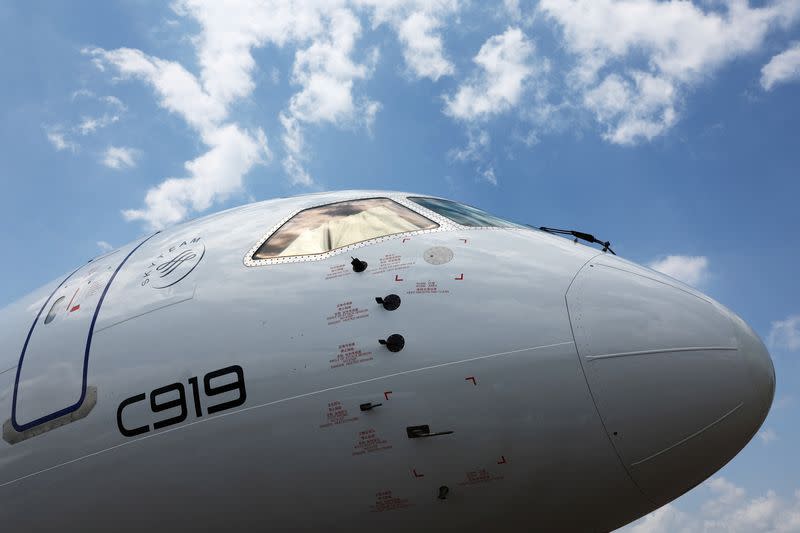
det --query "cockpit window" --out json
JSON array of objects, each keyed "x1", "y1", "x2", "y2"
[
  {"x1": 253, "y1": 198, "x2": 438, "y2": 259},
  {"x1": 408, "y1": 197, "x2": 522, "y2": 228}
]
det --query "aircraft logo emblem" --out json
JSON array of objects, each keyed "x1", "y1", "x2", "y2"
[{"x1": 142, "y1": 237, "x2": 205, "y2": 289}]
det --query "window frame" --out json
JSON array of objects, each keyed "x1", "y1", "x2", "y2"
[
  {"x1": 244, "y1": 196, "x2": 451, "y2": 266},
  {"x1": 406, "y1": 196, "x2": 523, "y2": 229}
]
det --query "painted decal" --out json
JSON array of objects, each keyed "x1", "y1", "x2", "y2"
[
  {"x1": 324, "y1": 263, "x2": 352, "y2": 280},
  {"x1": 406, "y1": 281, "x2": 449, "y2": 295},
  {"x1": 352, "y1": 428, "x2": 392, "y2": 456},
  {"x1": 319, "y1": 400, "x2": 358, "y2": 428},
  {"x1": 116, "y1": 365, "x2": 246, "y2": 438},
  {"x1": 458, "y1": 468, "x2": 505, "y2": 486},
  {"x1": 329, "y1": 342, "x2": 374, "y2": 369},
  {"x1": 370, "y1": 491, "x2": 412, "y2": 513},
  {"x1": 141, "y1": 237, "x2": 204, "y2": 289},
  {"x1": 326, "y1": 301, "x2": 369, "y2": 326},
  {"x1": 370, "y1": 253, "x2": 415, "y2": 275}
]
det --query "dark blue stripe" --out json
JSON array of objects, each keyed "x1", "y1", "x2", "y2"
[{"x1": 11, "y1": 232, "x2": 159, "y2": 432}]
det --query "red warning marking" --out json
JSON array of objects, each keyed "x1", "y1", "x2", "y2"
[
  {"x1": 395, "y1": 274, "x2": 404, "y2": 282},
  {"x1": 353, "y1": 428, "x2": 392, "y2": 456},
  {"x1": 384, "y1": 391, "x2": 392, "y2": 400},
  {"x1": 465, "y1": 376, "x2": 477, "y2": 386},
  {"x1": 412, "y1": 469, "x2": 425, "y2": 478},
  {"x1": 454, "y1": 273, "x2": 464, "y2": 280},
  {"x1": 497, "y1": 455, "x2": 507, "y2": 464},
  {"x1": 326, "y1": 301, "x2": 369, "y2": 326},
  {"x1": 69, "y1": 305, "x2": 81, "y2": 313},
  {"x1": 329, "y1": 342, "x2": 373, "y2": 369},
  {"x1": 319, "y1": 400, "x2": 359, "y2": 428},
  {"x1": 402, "y1": 238, "x2": 411, "y2": 243},
  {"x1": 324, "y1": 263, "x2": 352, "y2": 280},
  {"x1": 460, "y1": 239, "x2": 468, "y2": 244},
  {"x1": 458, "y1": 469, "x2": 504, "y2": 486},
  {"x1": 406, "y1": 281, "x2": 449, "y2": 295},
  {"x1": 370, "y1": 491, "x2": 412, "y2": 513},
  {"x1": 65, "y1": 288, "x2": 79, "y2": 315}
]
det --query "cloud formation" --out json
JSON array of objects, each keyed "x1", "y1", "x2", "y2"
[
  {"x1": 82, "y1": 0, "x2": 800, "y2": 228},
  {"x1": 122, "y1": 125, "x2": 269, "y2": 228},
  {"x1": 539, "y1": 0, "x2": 800, "y2": 144},
  {"x1": 648, "y1": 255, "x2": 709, "y2": 286},
  {"x1": 445, "y1": 27, "x2": 535, "y2": 121},
  {"x1": 102, "y1": 146, "x2": 139, "y2": 170},
  {"x1": 623, "y1": 477, "x2": 800, "y2": 532},
  {"x1": 45, "y1": 127, "x2": 78, "y2": 152},
  {"x1": 86, "y1": 42, "x2": 270, "y2": 229},
  {"x1": 761, "y1": 42, "x2": 800, "y2": 90},
  {"x1": 88, "y1": 0, "x2": 463, "y2": 226},
  {"x1": 768, "y1": 314, "x2": 800, "y2": 351}
]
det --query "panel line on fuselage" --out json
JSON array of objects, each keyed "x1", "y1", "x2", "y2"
[
  {"x1": 0, "y1": 340, "x2": 575, "y2": 489},
  {"x1": 585, "y1": 346, "x2": 738, "y2": 361},
  {"x1": 10, "y1": 232, "x2": 160, "y2": 432}
]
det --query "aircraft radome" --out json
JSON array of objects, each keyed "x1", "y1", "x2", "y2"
[{"x1": 0, "y1": 191, "x2": 774, "y2": 532}]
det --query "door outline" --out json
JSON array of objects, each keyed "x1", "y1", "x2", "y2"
[{"x1": 11, "y1": 232, "x2": 158, "y2": 432}]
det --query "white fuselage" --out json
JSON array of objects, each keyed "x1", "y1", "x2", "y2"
[{"x1": 0, "y1": 191, "x2": 774, "y2": 532}]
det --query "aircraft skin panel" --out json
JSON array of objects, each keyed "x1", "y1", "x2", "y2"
[
  {"x1": 0, "y1": 342, "x2": 647, "y2": 531},
  {"x1": 567, "y1": 256, "x2": 771, "y2": 506},
  {"x1": 11, "y1": 236, "x2": 154, "y2": 431},
  {"x1": 0, "y1": 190, "x2": 774, "y2": 532}
]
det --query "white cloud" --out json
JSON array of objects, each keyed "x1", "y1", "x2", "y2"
[
  {"x1": 279, "y1": 113, "x2": 312, "y2": 187},
  {"x1": 86, "y1": 5, "x2": 276, "y2": 228},
  {"x1": 96, "y1": 241, "x2": 113, "y2": 252},
  {"x1": 481, "y1": 166, "x2": 498, "y2": 186},
  {"x1": 648, "y1": 255, "x2": 709, "y2": 286},
  {"x1": 449, "y1": 128, "x2": 490, "y2": 162},
  {"x1": 539, "y1": 0, "x2": 800, "y2": 144},
  {"x1": 287, "y1": 8, "x2": 376, "y2": 125},
  {"x1": 768, "y1": 314, "x2": 800, "y2": 352},
  {"x1": 761, "y1": 42, "x2": 800, "y2": 90},
  {"x1": 102, "y1": 146, "x2": 139, "y2": 170},
  {"x1": 758, "y1": 427, "x2": 778, "y2": 444},
  {"x1": 619, "y1": 478, "x2": 800, "y2": 533},
  {"x1": 626, "y1": 503, "x2": 692, "y2": 533},
  {"x1": 103, "y1": 95, "x2": 127, "y2": 111},
  {"x1": 396, "y1": 10, "x2": 454, "y2": 80},
  {"x1": 86, "y1": 46, "x2": 227, "y2": 135},
  {"x1": 77, "y1": 113, "x2": 120, "y2": 136},
  {"x1": 90, "y1": 1, "x2": 405, "y2": 220},
  {"x1": 122, "y1": 125, "x2": 269, "y2": 230},
  {"x1": 583, "y1": 71, "x2": 677, "y2": 145},
  {"x1": 45, "y1": 127, "x2": 78, "y2": 152},
  {"x1": 357, "y1": 0, "x2": 459, "y2": 81},
  {"x1": 445, "y1": 27, "x2": 535, "y2": 121},
  {"x1": 71, "y1": 89, "x2": 95, "y2": 100}
]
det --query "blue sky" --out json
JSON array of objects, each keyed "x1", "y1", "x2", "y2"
[{"x1": 1, "y1": 1, "x2": 799, "y2": 529}]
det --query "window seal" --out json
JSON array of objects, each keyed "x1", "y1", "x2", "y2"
[{"x1": 243, "y1": 196, "x2": 452, "y2": 267}]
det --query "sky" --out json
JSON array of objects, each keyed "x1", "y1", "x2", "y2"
[{"x1": 1, "y1": 1, "x2": 799, "y2": 529}]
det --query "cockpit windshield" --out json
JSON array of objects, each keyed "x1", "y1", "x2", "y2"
[
  {"x1": 408, "y1": 197, "x2": 522, "y2": 228},
  {"x1": 253, "y1": 198, "x2": 438, "y2": 259}
]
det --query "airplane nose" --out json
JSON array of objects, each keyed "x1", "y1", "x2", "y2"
[
  {"x1": 566, "y1": 258, "x2": 775, "y2": 505},
  {"x1": 728, "y1": 310, "x2": 776, "y2": 428}
]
